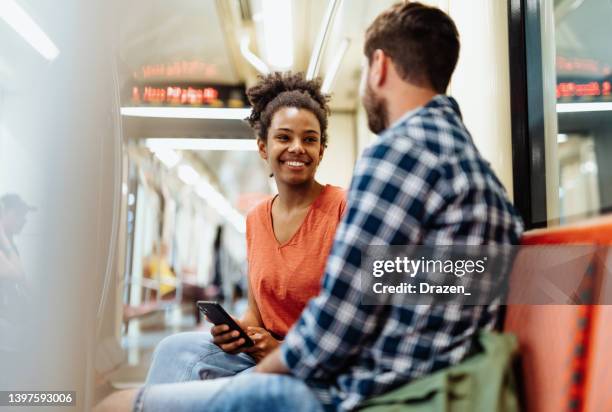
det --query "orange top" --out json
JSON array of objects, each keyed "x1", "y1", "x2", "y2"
[{"x1": 246, "y1": 184, "x2": 346, "y2": 338}]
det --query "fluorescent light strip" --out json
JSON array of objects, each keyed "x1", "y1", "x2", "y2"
[
  {"x1": 322, "y1": 38, "x2": 351, "y2": 93},
  {"x1": 196, "y1": 181, "x2": 246, "y2": 233},
  {"x1": 262, "y1": 0, "x2": 293, "y2": 69},
  {"x1": 177, "y1": 164, "x2": 200, "y2": 185},
  {"x1": 120, "y1": 107, "x2": 252, "y2": 120},
  {"x1": 151, "y1": 148, "x2": 181, "y2": 168},
  {"x1": 556, "y1": 102, "x2": 612, "y2": 113},
  {"x1": 306, "y1": 0, "x2": 343, "y2": 80},
  {"x1": 174, "y1": 164, "x2": 246, "y2": 233},
  {"x1": 146, "y1": 138, "x2": 257, "y2": 152},
  {"x1": 0, "y1": 0, "x2": 60, "y2": 61},
  {"x1": 240, "y1": 36, "x2": 270, "y2": 75}
]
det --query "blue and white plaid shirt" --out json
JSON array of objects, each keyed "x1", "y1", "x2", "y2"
[{"x1": 280, "y1": 95, "x2": 524, "y2": 411}]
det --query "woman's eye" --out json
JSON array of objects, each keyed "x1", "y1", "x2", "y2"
[
  {"x1": 305, "y1": 137, "x2": 318, "y2": 143},
  {"x1": 276, "y1": 135, "x2": 289, "y2": 141}
]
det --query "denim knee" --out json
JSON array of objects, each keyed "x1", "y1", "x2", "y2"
[{"x1": 146, "y1": 332, "x2": 215, "y2": 384}]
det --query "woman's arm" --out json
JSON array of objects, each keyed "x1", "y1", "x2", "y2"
[{"x1": 239, "y1": 275, "x2": 264, "y2": 328}]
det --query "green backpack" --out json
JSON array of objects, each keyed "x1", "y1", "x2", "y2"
[{"x1": 357, "y1": 332, "x2": 520, "y2": 412}]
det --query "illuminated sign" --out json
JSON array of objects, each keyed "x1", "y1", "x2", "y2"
[
  {"x1": 556, "y1": 55, "x2": 612, "y2": 102},
  {"x1": 132, "y1": 60, "x2": 218, "y2": 80},
  {"x1": 557, "y1": 56, "x2": 611, "y2": 77},
  {"x1": 557, "y1": 81, "x2": 612, "y2": 99},
  {"x1": 128, "y1": 84, "x2": 247, "y2": 108}
]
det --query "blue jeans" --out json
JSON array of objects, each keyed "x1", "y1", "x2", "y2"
[
  {"x1": 134, "y1": 373, "x2": 325, "y2": 412},
  {"x1": 145, "y1": 332, "x2": 255, "y2": 384}
]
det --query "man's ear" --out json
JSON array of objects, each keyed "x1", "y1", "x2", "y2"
[
  {"x1": 369, "y1": 49, "x2": 388, "y2": 89},
  {"x1": 257, "y1": 138, "x2": 268, "y2": 160}
]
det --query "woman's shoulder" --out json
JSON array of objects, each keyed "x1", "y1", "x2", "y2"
[
  {"x1": 319, "y1": 185, "x2": 348, "y2": 217},
  {"x1": 246, "y1": 196, "x2": 274, "y2": 226},
  {"x1": 324, "y1": 184, "x2": 347, "y2": 199},
  {"x1": 324, "y1": 185, "x2": 346, "y2": 203}
]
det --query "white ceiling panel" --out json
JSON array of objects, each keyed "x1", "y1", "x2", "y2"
[{"x1": 119, "y1": 0, "x2": 240, "y2": 85}]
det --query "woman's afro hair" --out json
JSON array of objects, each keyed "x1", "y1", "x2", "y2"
[{"x1": 246, "y1": 72, "x2": 330, "y2": 147}]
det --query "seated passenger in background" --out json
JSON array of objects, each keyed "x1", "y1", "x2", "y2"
[
  {"x1": 145, "y1": 72, "x2": 346, "y2": 384},
  {"x1": 142, "y1": 241, "x2": 176, "y2": 299}
]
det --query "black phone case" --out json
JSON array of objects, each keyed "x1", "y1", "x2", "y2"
[{"x1": 197, "y1": 301, "x2": 254, "y2": 347}]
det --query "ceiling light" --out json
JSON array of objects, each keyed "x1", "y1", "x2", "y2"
[
  {"x1": 0, "y1": 0, "x2": 60, "y2": 61},
  {"x1": 151, "y1": 148, "x2": 181, "y2": 168},
  {"x1": 177, "y1": 164, "x2": 199, "y2": 186},
  {"x1": 556, "y1": 102, "x2": 612, "y2": 113},
  {"x1": 306, "y1": 0, "x2": 343, "y2": 80},
  {"x1": 261, "y1": 0, "x2": 293, "y2": 69},
  {"x1": 146, "y1": 138, "x2": 257, "y2": 152},
  {"x1": 322, "y1": 38, "x2": 351, "y2": 93},
  {"x1": 240, "y1": 36, "x2": 270, "y2": 75},
  {"x1": 196, "y1": 181, "x2": 246, "y2": 233},
  {"x1": 120, "y1": 107, "x2": 251, "y2": 120}
]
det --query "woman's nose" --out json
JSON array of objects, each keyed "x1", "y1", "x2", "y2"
[{"x1": 288, "y1": 139, "x2": 305, "y2": 153}]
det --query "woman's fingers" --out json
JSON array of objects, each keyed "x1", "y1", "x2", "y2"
[
  {"x1": 246, "y1": 326, "x2": 267, "y2": 340},
  {"x1": 210, "y1": 324, "x2": 230, "y2": 336},
  {"x1": 242, "y1": 345, "x2": 258, "y2": 353},
  {"x1": 219, "y1": 338, "x2": 245, "y2": 353},
  {"x1": 212, "y1": 329, "x2": 241, "y2": 345}
]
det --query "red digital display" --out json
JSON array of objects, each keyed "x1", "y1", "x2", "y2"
[
  {"x1": 557, "y1": 56, "x2": 611, "y2": 76},
  {"x1": 133, "y1": 86, "x2": 221, "y2": 105},
  {"x1": 133, "y1": 60, "x2": 218, "y2": 80},
  {"x1": 556, "y1": 81, "x2": 611, "y2": 99}
]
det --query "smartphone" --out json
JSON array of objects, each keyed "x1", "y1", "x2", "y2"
[{"x1": 196, "y1": 301, "x2": 254, "y2": 347}]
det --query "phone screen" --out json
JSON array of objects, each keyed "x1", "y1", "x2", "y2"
[{"x1": 197, "y1": 301, "x2": 254, "y2": 347}]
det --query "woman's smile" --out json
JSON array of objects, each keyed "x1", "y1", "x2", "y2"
[{"x1": 280, "y1": 157, "x2": 311, "y2": 170}]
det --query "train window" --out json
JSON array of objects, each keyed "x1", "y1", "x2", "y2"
[
  {"x1": 553, "y1": 0, "x2": 612, "y2": 225},
  {"x1": 510, "y1": 0, "x2": 612, "y2": 228}
]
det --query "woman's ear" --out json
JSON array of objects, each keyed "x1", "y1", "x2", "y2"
[
  {"x1": 318, "y1": 144, "x2": 325, "y2": 164},
  {"x1": 257, "y1": 138, "x2": 268, "y2": 160}
]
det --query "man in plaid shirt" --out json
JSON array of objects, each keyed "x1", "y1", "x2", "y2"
[
  {"x1": 254, "y1": 2, "x2": 524, "y2": 411},
  {"x1": 97, "y1": 3, "x2": 523, "y2": 412}
]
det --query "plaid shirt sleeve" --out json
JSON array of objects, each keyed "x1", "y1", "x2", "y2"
[{"x1": 280, "y1": 135, "x2": 447, "y2": 380}]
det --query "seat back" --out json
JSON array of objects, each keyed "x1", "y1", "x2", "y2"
[{"x1": 504, "y1": 215, "x2": 612, "y2": 412}]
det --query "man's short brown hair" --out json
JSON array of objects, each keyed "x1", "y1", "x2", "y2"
[{"x1": 364, "y1": 1, "x2": 460, "y2": 93}]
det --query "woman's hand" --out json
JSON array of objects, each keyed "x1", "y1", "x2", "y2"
[
  {"x1": 242, "y1": 327, "x2": 281, "y2": 363},
  {"x1": 209, "y1": 317, "x2": 249, "y2": 354}
]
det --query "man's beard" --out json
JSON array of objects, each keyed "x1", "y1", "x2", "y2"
[{"x1": 362, "y1": 83, "x2": 389, "y2": 135}]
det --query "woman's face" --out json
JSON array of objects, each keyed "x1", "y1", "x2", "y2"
[{"x1": 258, "y1": 107, "x2": 324, "y2": 186}]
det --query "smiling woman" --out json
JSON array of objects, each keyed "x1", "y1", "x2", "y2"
[
  {"x1": 259, "y1": 106, "x2": 323, "y2": 186},
  {"x1": 142, "y1": 72, "x2": 347, "y2": 385}
]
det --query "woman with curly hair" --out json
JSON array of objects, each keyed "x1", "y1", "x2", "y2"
[{"x1": 144, "y1": 72, "x2": 346, "y2": 383}]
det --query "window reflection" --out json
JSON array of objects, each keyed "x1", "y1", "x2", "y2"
[{"x1": 551, "y1": 0, "x2": 612, "y2": 223}]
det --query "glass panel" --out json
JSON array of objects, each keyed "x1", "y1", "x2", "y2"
[{"x1": 548, "y1": 0, "x2": 612, "y2": 224}]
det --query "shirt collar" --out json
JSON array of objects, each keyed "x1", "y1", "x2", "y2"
[{"x1": 386, "y1": 94, "x2": 461, "y2": 131}]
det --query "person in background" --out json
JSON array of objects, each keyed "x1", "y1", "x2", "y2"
[
  {"x1": 0, "y1": 194, "x2": 33, "y2": 285},
  {"x1": 143, "y1": 72, "x2": 347, "y2": 384},
  {"x1": 95, "y1": 3, "x2": 523, "y2": 411},
  {"x1": 0, "y1": 194, "x2": 35, "y2": 352},
  {"x1": 142, "y1": 241, "x2": 177, "y2": 298}
]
